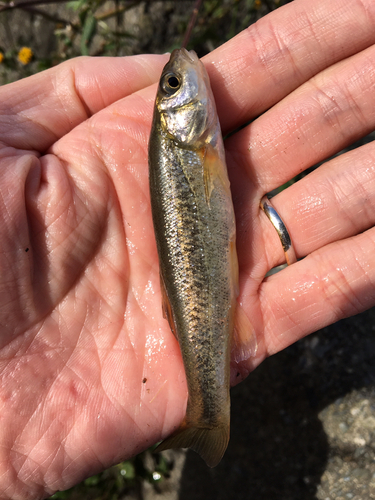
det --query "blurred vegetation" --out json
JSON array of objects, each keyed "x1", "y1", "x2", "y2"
[
  {"x1": 0, "y1": 0, "x2": 291, "y2": 83},
  {"x1": 0, "y1": 0, "x2": 290, "y2": 497},
  {"x1": 50, "y1": 447, "x2": 174, "y2": 500}
]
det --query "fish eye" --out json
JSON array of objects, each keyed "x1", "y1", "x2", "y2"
[
  {"x1": 167, "y1": 76, "x2": 179, "y2": 88},
  {"x1": 162, "y1": 73, "x2": 181, "y2": 95}
]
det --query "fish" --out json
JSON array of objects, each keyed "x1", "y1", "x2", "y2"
[{"x1": 148, "y1": 48, "x2": 241, "y2": 467}]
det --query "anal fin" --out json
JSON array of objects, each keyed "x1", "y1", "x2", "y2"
[{"x1": 232, "y1": 302, "x2": 258, "y2": 363}]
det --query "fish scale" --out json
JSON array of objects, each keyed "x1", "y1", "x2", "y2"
[{"x1": 152, "y1": 138, "x2": 229, "y2": 424}]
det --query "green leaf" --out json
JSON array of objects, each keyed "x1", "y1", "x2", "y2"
[
  {"x1": 83, "y1": 473, "x2": 101, "y2": 486},
  {"x1": 81, "y1": 13, "x2": 97, "y2": 55},
  {"x1": 67, "y1": 0, "x2": 87, "y2": 11},
  {"x1": 118, "y1": 460, "x2": 135, "y2": 480}
]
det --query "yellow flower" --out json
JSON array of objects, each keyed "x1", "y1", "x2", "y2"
[
  {"x1": 17, "y1": 47, "x2": 33, "y2": 65},
  {"x1": 254, "y1": 0, "x2": 262, "y2": 8},
  {"x1": 0, "y1": 52, "x2": 4, "y2": 63}
]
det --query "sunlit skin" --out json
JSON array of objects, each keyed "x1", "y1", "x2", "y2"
[{"x1": 1, "y1": 0, "x2": 375, "y2": 497}]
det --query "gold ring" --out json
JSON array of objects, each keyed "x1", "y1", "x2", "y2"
[{"x1": 260, "y1": 196, "x2": 297, "y2": 266}]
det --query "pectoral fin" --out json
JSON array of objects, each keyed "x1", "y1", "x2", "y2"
[{"x1": 200, "y1": 144, "x2": 231, "y2": 205}]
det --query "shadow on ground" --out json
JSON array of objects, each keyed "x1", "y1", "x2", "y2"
[{"x1": 176, "y1": 307, "x2": 375, "y2": 500}]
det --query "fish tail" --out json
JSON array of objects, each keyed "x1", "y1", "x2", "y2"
[{"x1": 154, "y1": 420, "x2": 230, "y2": 467}]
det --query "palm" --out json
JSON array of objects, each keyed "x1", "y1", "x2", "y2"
[
  {"x1": 1, "y1": 0, "x2": 375, "y2": 496},
  {"x1": 0, "y1": 56, "x2": 192, "y2": 497}
]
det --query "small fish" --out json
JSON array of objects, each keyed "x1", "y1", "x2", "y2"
[{"x1": 149, "y1": 48, "x2": 242, "y2": 467}]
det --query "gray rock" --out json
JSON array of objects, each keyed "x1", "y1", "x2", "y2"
[{"x1": 143, "y1": 307, "x2": 375, "y2": 500}]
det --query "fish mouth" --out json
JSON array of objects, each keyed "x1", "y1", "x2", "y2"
[
  {"x1": 183, "y1": 48, "x2": 199, "y2": 63},
  {"x1": 170, "y1": 47, "x2": 199, "y2": 64}
]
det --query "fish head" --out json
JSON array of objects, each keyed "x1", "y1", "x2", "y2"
[{"x1": 156, "y1": 48, "x2": 216, "y2": 147}]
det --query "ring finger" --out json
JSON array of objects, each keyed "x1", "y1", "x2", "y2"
[{"x1": 227, "y1": 43, "x2": 375, "y2": 272}]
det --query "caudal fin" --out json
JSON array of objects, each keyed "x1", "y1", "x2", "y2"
[{"x1": 154, "y1": 423, "x2": 229, "y2": 468}]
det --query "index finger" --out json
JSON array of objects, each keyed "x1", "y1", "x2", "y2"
[{"x1": 204, "y1": 0, "x2": 375, "y2": 133}]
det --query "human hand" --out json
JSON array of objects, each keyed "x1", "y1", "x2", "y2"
[{"x1": 1, "y1": 0, "x2": 375, "y2": 497}]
